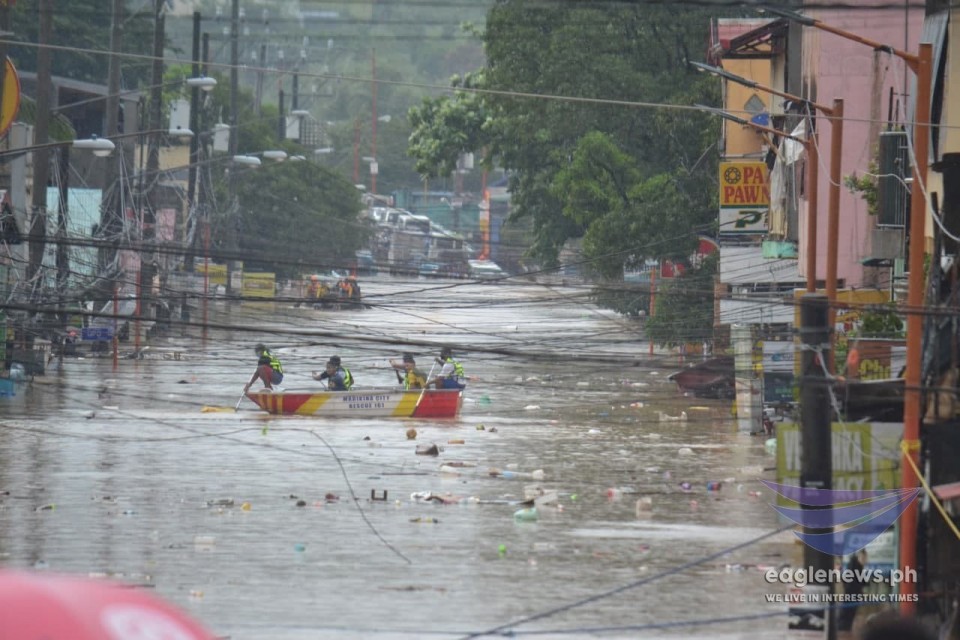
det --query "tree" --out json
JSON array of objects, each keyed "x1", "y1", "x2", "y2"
[
  {"x1": 645, "y1": 253, "x2": 718, "y2": 347},
  {"x1": 408, "y1": 1, "x2": 724, "y2": 270},
  {"x1": 10, "y1": 0, "x2": 155, "y2": 86},
  {"x1": 219, "y1": 159, "x2": 370, "y2": 280}
]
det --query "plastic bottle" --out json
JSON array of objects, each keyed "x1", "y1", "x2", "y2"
[{"x1": 513, "y1": 507, "x2": 538, "y2": 522}]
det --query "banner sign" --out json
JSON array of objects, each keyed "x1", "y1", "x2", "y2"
[{"x1": 719, "y1": 162, "x2": 770, "y2": 237}]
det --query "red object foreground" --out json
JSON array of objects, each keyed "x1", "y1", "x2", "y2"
[{"x1": 0, "y1": 571, "x2": 216, "y2": 640}]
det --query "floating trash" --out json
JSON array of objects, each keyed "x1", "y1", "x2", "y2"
[
  {"x1": 513, "y1": 507, "x2": 538, "y2": 522},
  {"x1": 415, "y1": 443, "x2": 440, "y2": 456}
]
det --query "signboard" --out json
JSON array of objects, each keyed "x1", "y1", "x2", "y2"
[
  {"x1": 776, "y1": 422, "x2": 902, "y2": 495},
  {"x1": 81, "y1": 327, "x2": 114, "y2": 342},
  {"x1": 0, "y1": 57, "x2": 21, "y2": 139},
  {"x1": 719, "y1": 162, "x2": 770, "y2": 238},
  {"x1": 241, "y1": 272, "x2": 276, "y2": 299}
]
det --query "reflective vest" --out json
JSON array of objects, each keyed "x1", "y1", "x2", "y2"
[
  {"x1": 264, "y1": 350, "x2": 283, "y2": 374},
  {"x1": 443, "y1": 357, "x2": 464, "y2": 380},
  {"x1": 404, "y1": 369, "x2": 426, "y2": 390},
  {"x1": 340, "y1": 367, "x2": 354, "y2": 389}
]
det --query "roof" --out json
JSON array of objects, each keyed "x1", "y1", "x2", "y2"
[{"x1": 709, "y1": 18, "x2": 788, "y2": 64}]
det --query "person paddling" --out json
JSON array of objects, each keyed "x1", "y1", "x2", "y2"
[
  {"x1": 245, "y1": 344, "x2": 284, "y2": 392},
  {"x1": 312, "y1": 355, "x2": 354, "y2": 389},
  {"x1": 390, "y1": 353, "x2": 426, "y2": 390},
  {"x1": 430, "y1": 346, "x2": 465, "y2": 389}
]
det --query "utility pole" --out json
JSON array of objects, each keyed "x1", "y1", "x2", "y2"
[
  {"x1": 98, "y1": 0, "x2": 124, "y2": 293},
  {"x1": 254, "y1": 43, "x2": 265, "y2": 116},
  {"x1": 184, "y1": 10, "x2": 201, "y2": 273},
  {"x1": 277, "y1": 88, "x2": 284, "y2": 141},
  {"x1": 798, "y1": 293, "x2": 835, "y2": 638},
  {"x1": 140, "y1": 0, "x2": 165, "y2": 335},
  {"x1": 55, "y1": 145, "x2": 69, "y2": 351},
  {"x1": 0, "y1": 2, "x2": 9, "y2": 126},
  {"x1": 225, "y1": 0, "x2": 240, "y2": 297},
  {"x1": 27, "y1": 0, "x2": 52, "y2": 283},
  {"x1": 370, "y1": 48, "x2": 377, "y2": 195}
]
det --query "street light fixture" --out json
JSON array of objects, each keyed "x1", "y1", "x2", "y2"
[
  {"x1": 185, "y1": 76, "x2": 218, "y2": 92},
  {"x1": 71, "y1": 136, "x2": 116, "y2": 158},
  {"x1": 232, "y1": 154, "x2": 261, "y2": 167},
  {"x1": 261, "y1": 149, "x2": 288, "y2": 162}
]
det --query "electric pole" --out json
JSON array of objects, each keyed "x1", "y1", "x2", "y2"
[
  {"x1": 225, "y1": 0, "x2": 240, "y2": 297},
  {"x1": 140, "y1": 0, "x2": 165, "y2": 329},
  {"x1": 27, "y1": 0, "x2": 52, "y2": 283},
  {"x1": 98, "y1": 0, "x2": 124, "y2": 296}
]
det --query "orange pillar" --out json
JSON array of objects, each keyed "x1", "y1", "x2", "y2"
[
  {"x1": 900, "y1": 43, "x2": 933, "y2": 614},
  {"x1": 824, "y1": 99, "x2": 844, "y2": 372}
]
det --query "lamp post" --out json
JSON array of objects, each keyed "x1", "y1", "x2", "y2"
[
  {"x1": 758, "y1": 4, "x2": 932, "y2": 613},
  {"x1": 692, "y1": 61, "x2": 844, "y2": 368}
]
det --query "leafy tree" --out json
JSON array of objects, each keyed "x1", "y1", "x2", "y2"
[
  {"x1": 10, "y1": 0, "x2": 155, "y2": 86},
  {"x1": 214, "y1": 159, "x2": 369, "y2": 280},
  {"x1": 194, "y1": 73, "x2": 369, "y2": 279},
  {"x1": 408, "y1": 1, "x2": 723, "y2": 271},
  {"x1": 645, "y1": 253, "x2": 718, "y2": 347}
]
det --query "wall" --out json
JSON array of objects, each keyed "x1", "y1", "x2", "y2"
[
  {"x1": 800, "y1": 6, "x2": 923, "y2": 290},
  {"x1": 723, "y1": 58, "x2": 773, "y2": 157}
]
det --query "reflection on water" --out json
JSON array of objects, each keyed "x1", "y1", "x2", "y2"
[{"x1": 0, "y1": 278, "x2": 792, "y2": 639}]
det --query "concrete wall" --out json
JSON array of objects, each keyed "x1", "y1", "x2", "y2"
[{"x1": 799, "y1": 5, "x2": 923, "y2": 290}]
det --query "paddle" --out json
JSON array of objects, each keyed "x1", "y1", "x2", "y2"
[
  {"x1": 413, "y1": 359, "x2": 439, "y2": 411},
  {"x1": 235, "y1": 387, "x2": 248, "y2": 410}
]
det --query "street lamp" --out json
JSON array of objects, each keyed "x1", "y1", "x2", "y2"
[
  {"x1": 232, "y1": 154, "x2": 261, "y2": 167},
  {"x1": 0, "y1": 135, "x2": 117, "y2": 160},
  {"x1": 185, "y1": 76, "x2": 217, "y2": 91},
  {"x1": 693, "y1": 61, "x2": 845, "y2": 351},
  {"x1": 758, "y1": 4, "x2": 933, "y2": 613}
]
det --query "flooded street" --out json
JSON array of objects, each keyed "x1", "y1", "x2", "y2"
[{"x1": 0, "y1": 276, "x2": 793, "y2": 639}]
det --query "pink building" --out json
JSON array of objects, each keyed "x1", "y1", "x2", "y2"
[{"x1": 798, "y1": 6, "x2": 922, "y2": 293}]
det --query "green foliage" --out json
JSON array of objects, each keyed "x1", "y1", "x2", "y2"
[
  {"x1": 645, "y1": 253, "x2": 718, "y2": 347},
  {"x1": 406, "y1": 1, "x2": 723, "y2": 273},
  {"x1": 10, "y1": 0, "x2": 155, "y2": 86},
  {"x1": 859, "y1": 305, "x2": 904, "y2": 338},
  {"x1": 219, "y1": 160, "x2": 370, "y2": 279},
  {"x1": 844, "y1": 159, "x2": 879, "y2": 216}
]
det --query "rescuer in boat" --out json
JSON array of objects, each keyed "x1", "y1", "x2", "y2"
[
  {"x1": 389, "y1": 353, "x2": 426, "y2": 390},
  {"x1": 245, "y1": 344, "x2": 284, "y2": 392},
  {"x1": 431, "y1": 347, "x2": 465, "y2": 389},
  {"x1": 315, "y1": 359, "x2": 348, "y2": 390},
  {"x1": 312, "y1": 355, "x2": 354, "y2": 389}
]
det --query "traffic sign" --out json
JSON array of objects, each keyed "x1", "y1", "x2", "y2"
[
  {"x1": 81, "y1": 327, "x2": 113, "y2": 342},
  {"x1": 0, "y1": 57, "x2": 21, "y2": 139}
]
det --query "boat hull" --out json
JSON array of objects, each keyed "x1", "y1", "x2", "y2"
[{"x1": 246, "y1": 387, "x2": 463, "y2": 418}]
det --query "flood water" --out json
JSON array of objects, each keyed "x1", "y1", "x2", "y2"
[{"x1": 0, "y1": 276, "x2": 795, "y2": 639}]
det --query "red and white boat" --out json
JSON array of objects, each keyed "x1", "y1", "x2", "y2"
[{"x1": 246, "y1": 387, "x2": 463, "y2": 418}]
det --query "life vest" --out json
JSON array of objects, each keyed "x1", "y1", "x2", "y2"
[
  {"x1": 443, "y1": 357, "x2": 464, "y2": 380},
  {"x1": 340, "y1": 366, "x2": 354, "y2": 389},
  {"x1": 404, "y1": 369, "x2": 426, "y2": 390},
  {"x1": 263, "y1": 349, "x2": 283, "y2": 374}
]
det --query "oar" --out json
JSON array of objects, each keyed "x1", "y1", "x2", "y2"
[
  {"x1": 235, "y1": 388, "x2": 247, "y2": 410},
  {"x1": 413, "y1": 360, "x2": 439, "y2": 411}
]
